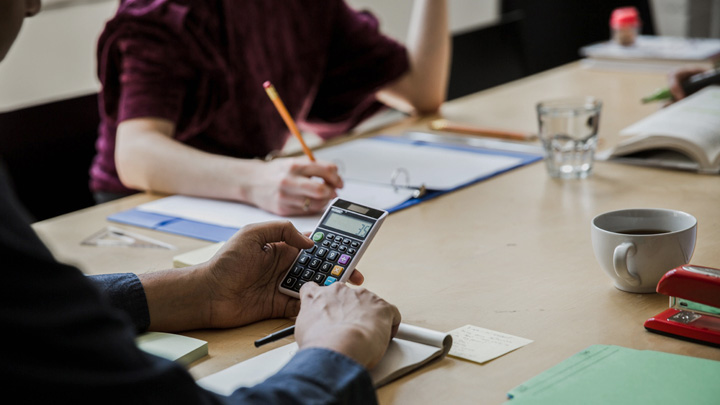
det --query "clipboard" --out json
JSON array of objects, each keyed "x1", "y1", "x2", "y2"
[{"x1": 108, "y1": 134, "x2": 543, "y2": 242}]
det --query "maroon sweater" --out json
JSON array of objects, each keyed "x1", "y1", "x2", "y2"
[{"x1": 91, "y1": 0, "x2": 409, "y2": 194}]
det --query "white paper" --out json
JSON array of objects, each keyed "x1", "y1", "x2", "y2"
[
  {"x1": 315, "y1": 138, "x2": 523, "y2": 190},
  {"x1": 138, "y1": 196, "x2": 321, "y2": 233},
  {"x1": 136, "y1": 137, "x2": 523, "y2": 233},
  {"x1": 448, "y1": 324, "x2": 532, "y2": 364}
]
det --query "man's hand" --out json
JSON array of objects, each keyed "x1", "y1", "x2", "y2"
[
  {"x1": 140, "y1": 221, "x2": 363, "y2": 332},
  {"x1": 668, "y1": 67, "x2": 707, "y2": 102},
  {"x1": 295, "y1": 282, "x2": 401, "y2": 369}
]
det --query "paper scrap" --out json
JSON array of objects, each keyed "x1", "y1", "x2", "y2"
[{"x1": 448, "y1": 324, "x2": 532, "y2": 364}]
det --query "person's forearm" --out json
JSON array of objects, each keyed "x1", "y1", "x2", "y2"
[
  {"x1": 116, "y1": 119, "x2": 262, "y2": 202},
  {"x1": 381, "y1": 0, "x2": 450, "y2": 114},
  {"x1": 138, "y1": 266, "x2": 212, "y2": 332}
]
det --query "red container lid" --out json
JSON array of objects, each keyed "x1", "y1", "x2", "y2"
[{"x1": 610, "y1": 7, "x2": 640, "y2": 28}]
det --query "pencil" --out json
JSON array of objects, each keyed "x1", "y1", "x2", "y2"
[
  {"x1": 263, "y1": 81, "x2": 316, "y2": 161},
  {"x1": 254, "y1": 325, "x2": 295, "y2": 347},
  {"x1": 429, "y1": 119, "x2": 537, "y2": 142}
]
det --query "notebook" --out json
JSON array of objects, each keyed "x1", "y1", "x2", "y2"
[{"x1": 197, "y1": 323, "x2": 452, "y2": 394}]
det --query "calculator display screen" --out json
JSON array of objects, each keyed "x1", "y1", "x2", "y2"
[{"x1": 323, "y1": 212, "x2": 372, "y2": 238}]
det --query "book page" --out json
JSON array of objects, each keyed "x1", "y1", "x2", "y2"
[
  {"x1": 196, "y1": 323, "x2": 452, "y2": 395},
  {"x1": 614, "y1": 86, "x2": 720, "y2": 169}
]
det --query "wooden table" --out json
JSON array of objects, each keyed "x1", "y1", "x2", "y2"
[{"x1": 33, "y1": 63, "x2": 720, "y2": 404}]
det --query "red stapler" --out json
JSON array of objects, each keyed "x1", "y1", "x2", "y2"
[{"x1": 644, "y1": 264, "x2": 720, "y2": 347}]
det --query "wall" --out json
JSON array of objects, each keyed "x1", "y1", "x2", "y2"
[{"x1": 0, "y1": 0, "x2": 117, "y2": 112}]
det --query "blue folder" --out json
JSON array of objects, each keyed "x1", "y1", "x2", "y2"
[{"x1": 108, "y1": 134, "x2": 543, "y2": 242}]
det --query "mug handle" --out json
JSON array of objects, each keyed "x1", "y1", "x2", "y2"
[{"x1": 613, "y1": 242, "x2": 640, "y2": 286}]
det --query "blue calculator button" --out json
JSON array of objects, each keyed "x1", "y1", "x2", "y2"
[{"x1": 324, "y1": 277, "x2": 337, "y2": 286}]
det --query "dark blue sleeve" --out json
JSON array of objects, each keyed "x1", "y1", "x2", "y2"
[
  {"x1": 89, "y1": 273, "x2": 151, "y2": 332},
  {"x1": 228, "y1": 348, "x2": 378, "y2": 404},
  {"x1": 0, "y1": 162, "x2": 376, "y2": 404}
]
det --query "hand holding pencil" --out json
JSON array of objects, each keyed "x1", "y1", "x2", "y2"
[{"x1": 262, "y1": 81, "x2": 342, "y2": 215}]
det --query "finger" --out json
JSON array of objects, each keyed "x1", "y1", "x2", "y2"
[
  {"x1": 245, "y1": 221, "x2": 314, "y2": 250},
  {"x1": 294, "y1": 160, "x2": 344, "y2": 189},
  {"x1": 347, "y1": 269, "x2": 364, "y2": 286},
  {"x1": 389, "y1": 303, "x2": 402, "y2": 338},
  {"x1": 299, "y1": 280, "x2": 320, "y2": 301}
]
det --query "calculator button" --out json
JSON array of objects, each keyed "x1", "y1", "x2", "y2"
[
  {"x1": 331, "y1": 242, "x2": 339, "y2": 249},
  {"x1": 331, "y1": 265, "x2": 344, "y2": 277},
  {"x1": 315, "y1": 247, "x2": 328, "y2": 258},
  {"x1": 342, "y1": 239, "x2": 351, "y2": 245},
  {"x1": 301, "y1": 269, "x2": 315, "y2": 280},
  {"x1": 291, "y1": 266, "x2": 304, "y2": 276},
  {"x1": 297, "y1": 255, "x2": 311, "y2": 265},
  {"x1": 338, "y1": 254, "x2": 351, "y2": 265},
  {"x1": 305, "y1": 245, "x2": 317, "y2": 254},
  {"x1": 312, "y1": 232, "x2": 324, "y2": 242},
  {"x1": 351, "y1": 241, "x2": 360, "y2": 248},
  {"x1": 348, "y1": 248, "x2": 356, "y2": 255},
  {"x1": 324, "y1": 277, "x2": 337, "y2": 286},
  {"x1": 295, "y1": 280, "x2": 306, "y2": 291},
  {"x1": 322, "y1": 240, "x2": 331, "y2": 247},
  {"x1": 282, "y1": 277, "x2": 297, "y2": 288},
  {"x1": 320, "y1": 262, "x2": 333, "y2": 273},
  {"x1": 339, "y1": 245, "x2": 347, "y2": 252},
  {"x1": 313, "y1": 273, "x2": 326, "y2": 284},
  {"x1": 334, "y1": 237, "x2": 343, "y2": 243},
  {"x1": 327, "y1": 251, "x2": 339, "y2": 262},
  {"x1": 326, "y1": 234, "x2": 335, "y2": 240},
  {"x1": 309, "y1": 258, "x2": 321, "y2": 269}
]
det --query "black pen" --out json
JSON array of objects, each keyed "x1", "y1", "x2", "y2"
[{"x1": 254, "y1": 325, "x2": 295, "y2": 347}]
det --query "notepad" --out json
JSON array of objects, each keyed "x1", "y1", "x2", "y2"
[
  {"x1": 506, "y1": 345, "x2": 720, "y2": 404},
  {"x1": 448, "y1": 325, "x2": 533, "y2": 364},
  {"x1": 197, "y1": 323, "x2": 452, "y2": 395},
  {"x1": 173, "y1": 242, "x2": 225, "y2": 267},
  {"x1": 136, "y1": 332, "x2": 208, "y2": 367}
]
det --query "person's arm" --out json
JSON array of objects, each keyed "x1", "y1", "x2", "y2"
[
  {"x1": 377, "y1": 0, "x2": 450, "y2": 114},
  {"x1": 115, "y1": 118, "x2": 343, "y2": 216},
  {"x1": 133, "y1": 221, "x2": 364, "y2": 332}
]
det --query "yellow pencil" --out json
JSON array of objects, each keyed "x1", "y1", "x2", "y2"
[
  {"x1": 429, "y1": 119, "x2": 537, "y2": 142},
  {"x1": 263, "y1": 81, "x2": 316, "y2": 161}
]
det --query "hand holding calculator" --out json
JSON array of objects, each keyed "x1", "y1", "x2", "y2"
[{"x1": 279, "y1": 198, "x2": 388, "y2": 298}]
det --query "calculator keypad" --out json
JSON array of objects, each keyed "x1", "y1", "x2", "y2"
[{"x1": 283, "y1": 230, "x2": 359, "y2": 293}]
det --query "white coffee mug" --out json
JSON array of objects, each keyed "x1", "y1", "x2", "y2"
[{"x1": 591, "y1": 208, "x2": 697, "y2": 293}]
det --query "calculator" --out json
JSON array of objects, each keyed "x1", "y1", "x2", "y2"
[{"x1": 279, "y1": 198, "x2": 388, "y2": 298}]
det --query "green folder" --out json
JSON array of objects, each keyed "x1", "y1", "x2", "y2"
[{"x1": 506, "y1": 345, "x2": 720, "y2": 404}]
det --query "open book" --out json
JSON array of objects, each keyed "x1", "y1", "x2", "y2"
[
  {"x1": 598, "y1": 86, "x2": 720, "y2": 173},
  {"x1": 196, "y1": 323, "x2": 452, "y2": 395}
]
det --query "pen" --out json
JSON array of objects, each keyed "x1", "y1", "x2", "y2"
[
  {"x1": 254, "y1": 325, "x2": 295, "y2": 347},
  {"x1": 429, "y1": 119, "x2": 537, "y2": 142},
  {"x1": 641, "y1": 67, "x2": 720, "y2": 103},
  {"x1": 263, "y1": 81, "x2": 315, "y2": 161}
]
